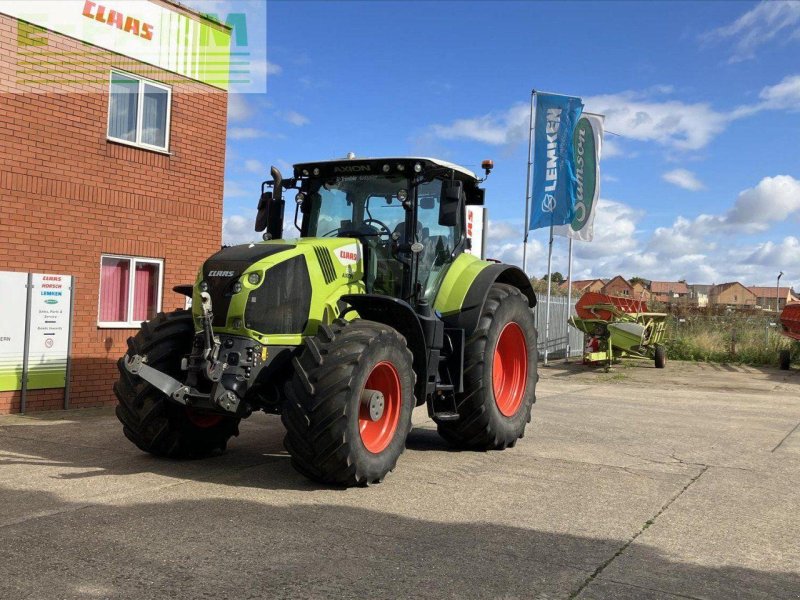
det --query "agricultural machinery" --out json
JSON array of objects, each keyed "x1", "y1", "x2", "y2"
[
  {"x1": 114, "y1": 157, "x2": 539, "y2": 486},
  {"x1": 569, "y1": 292, "x2": 668, "y2": 369},
  {"x1": 778, "y1": 303, "x2": 800, "y2": 370}
]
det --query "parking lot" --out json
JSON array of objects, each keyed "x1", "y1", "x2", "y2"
[{"x1": 1, "y1": 360, "x2": 798, "y2": 599}]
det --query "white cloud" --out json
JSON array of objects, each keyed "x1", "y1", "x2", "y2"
[
  {"x1": 573, "y1": 199, "x2": 639, "y2": 259},
  {"x1": 244, "y1": 159, "x2": 265, "y2": 174},
  {"x1": 222, "y1": 214, "x2": 259, "y2": 246},
  {"x1": 227, "y1": 94, "x2": 252, "y2": 122},
  {"x1": 758, "y1": 74, "x2": 800, "y2": 110},
  {"x1": 662, "y1": 168, "x2": 705, "y2": 191},
  {"x1": 249, "y1": 60, "x2": 282, "y2": 76},
  {"x1": 224, "y1": 180, "x2": 250, "y2": 199},
  {"x1": 229, "y1": 128, "x2": 284, "y2": 140},
  {"x1": 744, "y1": 236, "x2": 800, "y2": 267},
  {"x1": 702, "y1": 1, "x2": 800, "y2": 63},
  {"x1": 429, "y1": 103, "x2": 530, "y2": 145},
  {"x1": 725, "y1": 175, "x2": 800, "y2": 229},
  {"x1": 222, "y1": 211, "x2": 298, "y2": 246},
  {"x1": 282, "y1": 110, "x2": 310, "y2": 126},
  {"x1": 586, "y1": 92, "x2": 729, "y2": 151}
]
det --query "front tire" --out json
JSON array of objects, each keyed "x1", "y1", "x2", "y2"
[
  {"x1": 654, "y1": 345, "x2": 666, "y2": 369},
  {"x1": 282, "y1": 319, "x2": 415, "y2": 486},
  {"x1": 114, "y1": 310, "x2": 240, "y2": 458},
  {"x1": 437, "y1": 283, "x2": 538, "y2": 449}
]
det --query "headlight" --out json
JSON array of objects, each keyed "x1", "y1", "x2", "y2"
[
  {"x1": 199, "y1": 281, "x2": 209, "y2": 292},
  {"x1": 233, "y1": 281, "x2": 243, "y2": 293},
  {"x1": 414, "y1": 162, "x2": 422, "y2": 173},
  {"x1": 397, "y1": 189, "x2": 408, "y2": 202},
  {"x1": 248, "y1": 272, "x2": 261, "y2": 285}
]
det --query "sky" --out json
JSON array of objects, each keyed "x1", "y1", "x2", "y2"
[{"x1": 185, "y1": 0, "x2": 800, "y2": 289}]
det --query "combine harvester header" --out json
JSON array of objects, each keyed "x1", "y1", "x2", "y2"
[{"x1": 570, "y1": 292, "x2": 668, "y2": 370}]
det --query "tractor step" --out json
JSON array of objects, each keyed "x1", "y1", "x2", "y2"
[{"x1": 432, "y1": 411, "x2": 460, "y2": 421}]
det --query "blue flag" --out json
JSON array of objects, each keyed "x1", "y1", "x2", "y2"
[{"x1": 529, "y1": 92, "x2": 584, "y2": 230}]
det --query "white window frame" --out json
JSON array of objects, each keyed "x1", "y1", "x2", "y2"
[
  {"x1": 107, "y1": 70, "x2": 172, "y2": 153},
  {"x1": 98, "y1": 254, "x2": 165, "y2": 329}
]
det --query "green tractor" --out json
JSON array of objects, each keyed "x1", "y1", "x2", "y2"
[{"x1": 115, "y1": 157, "x2": 538, "y2": 486}]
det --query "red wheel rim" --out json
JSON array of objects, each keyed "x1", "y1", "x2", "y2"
[
  {"x1": 359, "y1": 361, "x2": 401, "y2": 454},
  {"x1": 185, "y1": 408, "x2": 223, "y2": 429},
  {"x1": 492, "y1": 322, "x2": 528, "y2": 417}
]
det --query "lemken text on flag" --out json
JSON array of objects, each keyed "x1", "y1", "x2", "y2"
[{"x1": 529, "y1": 92, "x2": 584, "y2": 231}]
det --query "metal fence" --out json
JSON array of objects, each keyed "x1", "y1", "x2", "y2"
[{"x1": 532, "y1": 296, "x2": 583, "y2": 361}]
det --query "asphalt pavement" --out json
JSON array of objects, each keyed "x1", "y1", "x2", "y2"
[{"x1": 1, "y1": 360, "x2": 798, "y2": 599}]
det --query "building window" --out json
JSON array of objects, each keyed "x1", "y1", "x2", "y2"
[
  {"x1": 108, "y1": 71, "x2": 171, "y2": 152},
  {"x1": 99, "y1": 255, "x2": 163, "y2": 328}
]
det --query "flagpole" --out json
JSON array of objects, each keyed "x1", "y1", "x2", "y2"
[
  {"x1": 565, "y1": 237, "x2": 573, "y2": 362},
  {"x1": 544, "y1": 220, "x2": 554, "y2": 366},
  {"x1": 522, "y1": 89, "x2": 535, "y2": 275}
]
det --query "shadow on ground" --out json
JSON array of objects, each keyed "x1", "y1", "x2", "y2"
[{"x1": 0, "y1": 483, "x2": 797, "y2": 600}]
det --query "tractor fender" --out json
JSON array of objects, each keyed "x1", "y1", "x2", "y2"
[
  {"x1": 340, "y1": 294, "x2": 429, "y2": 405},
  {"x1": 443, "y1": 264, "x2": 536, "y2": 336}
]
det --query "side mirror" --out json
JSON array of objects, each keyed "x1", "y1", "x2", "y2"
[
  {"x1": 255, "y1": 166, "x2": 285, "y2": 237},
  {"x1": 439, "y1": 179, "x2": 463, "y2": 227},
  {"x1": 255, "y1": 191, "x2": 272, "y2": 232}
]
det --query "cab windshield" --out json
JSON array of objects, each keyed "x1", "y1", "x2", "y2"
[{"x1": 304, "y1": 175, "x2": 409, "y2": 238}]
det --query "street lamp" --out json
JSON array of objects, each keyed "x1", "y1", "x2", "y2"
[{"x1": 777, "y1": 271, "x2": 784, "y2": 313}]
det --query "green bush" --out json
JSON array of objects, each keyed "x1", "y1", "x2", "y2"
[{"x1": 665, "y1": 315, "x2": 794, "y2": 366}]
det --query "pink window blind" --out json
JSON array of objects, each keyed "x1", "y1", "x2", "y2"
[
  {"x1": 133, "y1": 263, "x2": 159, "y2": 322},
  {"x1": 100, "y1": 258, "x2": 130, "y2": 322}
]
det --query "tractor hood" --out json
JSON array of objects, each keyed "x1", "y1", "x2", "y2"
[{"x1": 194, "y1": 239, "x2": 366, "y2": 345}]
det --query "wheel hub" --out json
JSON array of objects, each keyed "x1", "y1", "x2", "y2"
[{"x1": 361, "y1": 389, "x2": 385, "y2": 422}]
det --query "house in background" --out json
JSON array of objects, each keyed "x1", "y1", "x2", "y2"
[
  {"x1": 708, "y1": 282, "x2": 756, "y2": 308},
  {"x1": 650, "y1": 281, "x2": 690, "y2": 304},
  {"x1": 559, "y1": 278, "x2": 605, "y2": 295},
  {"x1": 632, "y1": 281, "x2": 651, "y2": 301},
  {"x1": 602, "y1": 275, "x2": 634, "y2": 297},
  {"x1": 747, "y1": 286, "x2": 800, "y2": 311},
  {"x1": 688, "y1": 284, "x2": 712, "y2": 307}
]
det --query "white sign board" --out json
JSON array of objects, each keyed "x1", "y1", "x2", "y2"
[
  {"x1": 0, "y1": 0, "x2": 232, "y2": 89},
  {"x1": 27, "y1": 274, "x2": 73, "y2": 390},
  {"x1": 465, "y1": 206, "x2": 486, "y2": 259},
  {"x1": 0, "y1": 272, "x2": 29, "y2": 392}
]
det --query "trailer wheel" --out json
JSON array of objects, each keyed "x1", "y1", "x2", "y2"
[
  {"x1": 282, "y1": 319, "x2": 415, "y2": 486},
  {"x1": 654, "y1": 345, "x2": 666, "y2": 369},
  {"x1": 779, "y1": 349, "x2": 791, "y2": 371},
  {"x1": 114, "y1": 310, "x2": 240, "y2": 458},
  {"x1": 437, "y1": 283, "x2": 537, "y2": 449}
]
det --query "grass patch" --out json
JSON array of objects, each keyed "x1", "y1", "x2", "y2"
[{"x1": 666, "y1": 315, "x2": 794, "y2": 367}]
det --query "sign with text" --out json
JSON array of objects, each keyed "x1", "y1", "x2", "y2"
[
  {"x1": 0, "y1": 0, "x2": 232, "y2": 90},
  {"x1": 0, "y1": 272, "x2": 29, "y2": 392},
  {"x1": 529, "y1": 92, "x2": 584, "y2": 231},
  {"x1": 27, "y1": 274, "x2": 73, "y2": 389},
  {"x1": 555, "y1": 113, "x2": 604, "y2": 241},
  {"x1": 465, "y1": 206, "x2": 486, "y2": 259}
]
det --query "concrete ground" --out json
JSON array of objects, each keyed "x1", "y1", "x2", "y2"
[{"x1": 0, "y1": 361, "x2": 798, "y2": 600}]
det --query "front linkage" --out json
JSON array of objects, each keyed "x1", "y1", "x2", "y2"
[{"x1": 123, "y1": 292, "x2": 251, "y2": 416}]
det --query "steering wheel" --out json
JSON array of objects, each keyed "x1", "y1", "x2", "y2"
[{"x1": 362, "y1": 218, "x2": 392, "y2": 238}]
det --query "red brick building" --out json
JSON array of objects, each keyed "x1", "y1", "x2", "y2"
[{"x1": 0, "y1": 1, "x2": 231, "y2": 413}]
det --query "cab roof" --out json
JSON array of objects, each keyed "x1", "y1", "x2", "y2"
[{"x1": 292, "y1": 157, "x2": 478, "y2": 181}]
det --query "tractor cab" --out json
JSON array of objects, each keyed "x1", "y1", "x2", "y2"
[{"x1": 256, "y1": 157, "x2": 490, "y2": 308}]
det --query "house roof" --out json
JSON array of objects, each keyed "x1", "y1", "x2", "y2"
[
  {"x1": 650, "y1": 281, "x2": 690, "y2": 294},
  {"x1": 558, "y1": 278, "x2": 603, "y2": 291},
  {"x1": 747, "y1": 286, "x2": 794, "y2": 298},
  {"x1": 710, "y1": 282, "x2": 756, "y2": 296},
  {"x1": 603, "y1": 275, "x2": 632, "y2": 289}
]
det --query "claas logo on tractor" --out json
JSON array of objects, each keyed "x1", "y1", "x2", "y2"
[{"x1": 114, "y1": 156, "x2": 538, "y2": 487}]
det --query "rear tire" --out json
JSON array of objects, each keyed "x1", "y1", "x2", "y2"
[
  {"x1": 114, "y1": 310, "x2": 240, "y2": 458},
  {"x1": 654, "y1": 345, "x2": 666, "y2": 369},
  {"x1": 779, "y1": 349, "x2": 791, "y2": 370},
  {"x1": 437, "y1": 283, "x2": 537, "y2": 449},
  {"x1": 282, "y1": 318, "x2": 415, "y2": 486}
]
